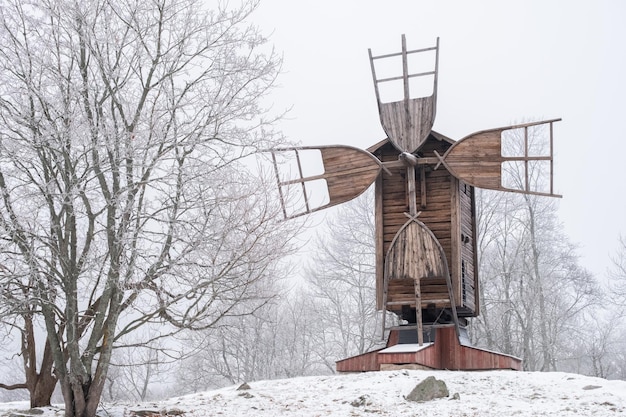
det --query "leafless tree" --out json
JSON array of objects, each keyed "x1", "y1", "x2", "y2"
[
  {"x1": 568, "y1": 313, "x2": 616, "y2": 378},
  {"x1": 608, "y1": 234, "x2": 626, "y2": 311},
  {"x1": 561, "y1": 235, "x2": 626, "y2": 379},
  {"x1": 0, "y1": 257, "x2": 58, "y2": 406},
  {"x1": 471, "y1": 124, "x2": 600, "y2": 371},
  {"x1": 0, "y1": 0, "x2": 296, "y2": 415},
  {"x1": 473, "y1": 189, "x2": 599, "y2": 370},
  {"x1": 174, "y1": 288, "x2": 323, "y2": 390},
  {"x1": 302, "y1": 189, "x2": 384, "y2": 371},
  {"x1": 100, "y1": 333, "x2": 175, "y2": 402},
  {"x1": 174, "y1": 190, "x2": 383, "y2": 387},
  {"x1": 0, "y1": 328, "x2": 31, "y2": 403}
]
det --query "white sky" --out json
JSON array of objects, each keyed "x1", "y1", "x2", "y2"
[{"x1": 252, "y1": 0, "x2": 626, "y2": 280}]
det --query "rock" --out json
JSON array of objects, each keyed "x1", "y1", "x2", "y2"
[
  {"x1": 129, "y1": 411, "x2": 160, "y2": 417},
  {"x1": 9, "y1": 410, "x2": 44, "y2": 417},
  {"x1": 449, "y1": 392, "x2": 461, "y2": 400},
  {"x1": 406, "y1": 376, "x2": 449, "y2": 403},
  {"x1": 130, "y1": 409, "x2": 183, "y2": 417},
  {"x1": 350, "y1": 395, "x2": 371, "y2": 407},
  {"x1": 582, "y1": 385, "x2": 602, "y2": 390},
  {"x1": 237, "y1": 382, "x2": 251, "y2": 390}
]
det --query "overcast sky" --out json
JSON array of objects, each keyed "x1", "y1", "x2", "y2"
[{"x1": 251, "y1": 0, "x2": 626, "y2": 279}]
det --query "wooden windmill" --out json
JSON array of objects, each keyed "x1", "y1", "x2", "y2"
[{"x1": 270, "y1": 36, "x2": 560, "y2": 371}]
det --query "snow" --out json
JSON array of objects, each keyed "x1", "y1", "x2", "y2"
[
  {"x1": 2, "y1": 371, "x2": 625, "y2": 417},
  {"x1": 379, "y1": 342, "x2": 433, "y2": 353}
]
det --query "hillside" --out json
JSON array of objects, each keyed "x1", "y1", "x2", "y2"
[{"x1": 1, "y1": 370, "x2": 625, "y2": 417}]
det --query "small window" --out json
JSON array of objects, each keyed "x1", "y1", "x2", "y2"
[
  {"x1": 461, "y1": 260, "x2": 467, "y2": 302},
  {"x1": 461, "y1": 259, "x2": 466, "y2": 281}
]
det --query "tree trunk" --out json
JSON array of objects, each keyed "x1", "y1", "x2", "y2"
[
  {"x1": 30, "y1": 375, "x2": 57, "y2": 409},
  {"x1": 29, "y1": 342, "x2": 58, "y2": 408},
  {"x1": 526, "y1": 199, "x2": 552, "y2": 371},
  {"x1": 58, "y1": 374, "x2": 107, "y2": 417},
  {"x1": 22, "y1": 315, "x2": 58, "y2": 407}
]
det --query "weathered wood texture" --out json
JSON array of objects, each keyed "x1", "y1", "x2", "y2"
[
  {"x1": 336, "y1": 326, "x2": 522, "y2": 372},
  {"x1": 372, "y1": 134, "x2": 478, "y2": 317},
  {"x1": 435, "y1": 326, "x2": 520, "y2": 370},
  {"x1": 457, "y1": 181, "x2": 479, "y2": 315},
  {"x1": 387, "y1": 278, "x2": 451, "y2": 309},
  {"x1": 335, "y1": 348, "x2": 383, "y2": 372},
  {"x1": 274, "y1": 145, "x2": 382, "y2": 219},
  {"x1": 376, "y1": 327, "x2": 522, "y2": 370},
  {"x1": 385, "y1": 221, "x2": 446, "y2": 281},
  {"x1": 379, "y1": 96, "x2": 435, "y2": 153},
  {"x1": 320, "y1": 147, "x2": 381, "y2": 204},
  {"x1": 440, "y1": 119, "x2": 561, "y2": 198},
  {"x1": 443, "y1": 130, "x2": 503, "y2": 190},
  {"x1": 369, "y1": 36, "x2": 438, "y2": 154}
]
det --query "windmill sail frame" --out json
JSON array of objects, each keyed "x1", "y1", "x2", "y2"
[
  {"x1": 369, "y1": 36, "x2": 439, "y2": 153},
  {"x1": 436, "y1": 119, "x2": 562, "y2": 197},
  {"x1": 270, "y1": 145, "x2": 383, "y2": 219}
]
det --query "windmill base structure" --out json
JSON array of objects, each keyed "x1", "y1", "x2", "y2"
[
  {"x1": 336, "y1": 326, "x2": 522, "y2": 372},
  {"x1": 269, "y1": 36, "x2": 560, "y2": 374}
]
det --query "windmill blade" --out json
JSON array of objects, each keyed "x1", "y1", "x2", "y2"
[
  {"x1": 369, "y1": 36, "x2": 439, "y2": 153},
  {"x1": 269, "y1": 145, "x2": 383, "y2": 219},
  {"x1": 435, "y1": 119, "x2": 562, "y2": 197}
]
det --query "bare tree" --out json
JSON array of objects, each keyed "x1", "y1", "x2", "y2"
[
  {"x1": 473, "y1": 192, "x2": 599, "y2": 370},
  {"x1": 0, "y1": 259, "x2": 58, "y2": 406},
  {"x1": 471, "y1": 124, "x2": 599, "y2": 371},
  {"x1": 560, "y1": 234, "x2": 626, "y2": 379},
  {"x1": 0, "y1": 0, "x2": 296, "y2": 415},
  {"x1": 303, "y1": 189, "x2": 383, "y2": 371},
  {"x1": 608, "y1": 234, "x2": 626, "y2": 311},
  {"x1": 0, "y1": 328, "x2": 31, "y2": 403},
  {"x1": 568, "y1": 313, "x2": 616, "y2": 378},
  {"x1": 175, "y1": 286, "x2": 325, "y2": 390},
  {"x1": 175, "y1": 190, "x2": 383, "y2": 387},
  {"x1": 101, "y1": 334, "x2": 175, "y2": 402}
]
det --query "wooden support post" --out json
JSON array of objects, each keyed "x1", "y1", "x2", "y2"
[
  {"x1": 399, "y1": 152, "x2": 427, "y2": 210},
  {"x1": 414, "y1": 277, "x2": 424, "y2": 345},
  {"x1": 406, "y1": 163, "x2": 422, "y2": 344},
  {"x1": 407, "y1": 165, "x2": 417, "y2": 217},
  {"x1": 420, "y1": 165, "x2": 427, "y2": 209}
]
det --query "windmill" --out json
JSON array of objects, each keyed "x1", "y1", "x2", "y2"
[{"x1": 270, "y1": 36, "x2": 560, "y2": 371}]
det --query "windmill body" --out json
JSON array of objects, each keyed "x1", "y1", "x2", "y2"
[
  {"x1": 369, "y1": 133, "x2": 478, "y2": 322},
  {"x1": 270, "y1": 36, "x2": 560, "y2": 371}
]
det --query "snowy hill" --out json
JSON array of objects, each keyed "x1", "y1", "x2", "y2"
[{"x1": 2, "y1": 370, "x2": 625, "y2": 417}]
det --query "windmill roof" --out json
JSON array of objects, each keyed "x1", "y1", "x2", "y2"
[{"x1": 367, "y1": 130, "x2": 455, "y2": 153}]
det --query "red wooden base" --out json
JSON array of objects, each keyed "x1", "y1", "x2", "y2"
[{"x1": 336, "y1": 326, "x2": 521, "y2": 372}]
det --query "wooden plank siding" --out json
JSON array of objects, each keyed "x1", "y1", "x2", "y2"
[
  {"x1": 372, "y1": 133, "x2": 479, "y2": 318},
  {"x1": 336, "y1": 326, "x2": 521, "y2": 372},
  {"x1": 376, "y1": 327, "x2": 521, "y2": 370},
  {"x1": 335, "y1": 349, "x2": 383, "y2": 372},
  {"x1": 457, "y1": 181, "x2": 479, "y2": 315}
]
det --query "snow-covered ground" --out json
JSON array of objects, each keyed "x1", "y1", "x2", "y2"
[{"x1": 2, "y1": 370, "x2": 625, "y2": 417}]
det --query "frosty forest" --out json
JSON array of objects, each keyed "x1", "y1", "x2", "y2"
[{"x1": 0, "y1": 1, "x2": 625, "y2": 416}]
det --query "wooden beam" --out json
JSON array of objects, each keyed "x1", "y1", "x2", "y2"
[
  {"x1": 415, "y1": 278, "x2": 424, "y2": 345},
  {"x1": 407, "y1": 165, "x2": 417, "y2": 216},
  {"x1": 420, "y1": 165, "x2": 427, "y2": 209}
]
